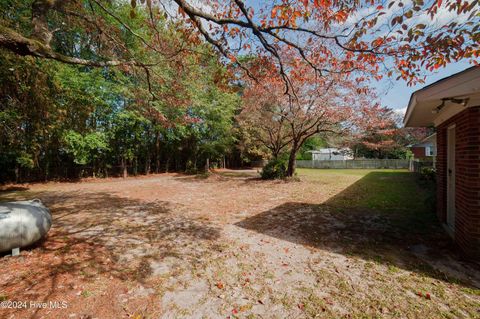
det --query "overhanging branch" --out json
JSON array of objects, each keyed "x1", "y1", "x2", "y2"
[{"x1": 0, "y1": 25, "x2": 155, "y2": 67}]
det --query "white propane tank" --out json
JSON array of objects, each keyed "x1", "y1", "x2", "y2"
[{"x1": 0, "y1": 199, "x2": 52, "y2": 253}]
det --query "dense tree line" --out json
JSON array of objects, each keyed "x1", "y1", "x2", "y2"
[{"x1": 0, "y1": 1, "x2": 241, "y2": 182}]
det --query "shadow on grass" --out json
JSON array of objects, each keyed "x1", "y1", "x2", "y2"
[
  {"x1": 0, "y1": 191, "x2": 221, "y2": 318},
  {"x1": 236, "y1": 171, "x2": 480, "y2": 289}
]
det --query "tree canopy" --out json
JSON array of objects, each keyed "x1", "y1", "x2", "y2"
[
  {"x1": 0, "y1": 0, "x2": 476, "y2": 180},
  {"x1": 0, "y1": 1, "x2": 241, "y2": 181}
]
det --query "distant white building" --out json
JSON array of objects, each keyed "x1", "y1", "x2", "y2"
[
  {"x1": 409, "y1": 133, "x2": 437, "y2": 158},
  {"x1": 308, "y1": 148, "x2": 353, "y2": 161}
]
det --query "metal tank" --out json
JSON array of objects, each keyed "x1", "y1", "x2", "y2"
[{"x1": 0, "y1": 199, "x2": 52, "y2": 254}]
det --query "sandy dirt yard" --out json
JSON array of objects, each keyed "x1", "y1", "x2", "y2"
[{"x1": 0, "y1": 169, "x2": 479, "y2": 319}]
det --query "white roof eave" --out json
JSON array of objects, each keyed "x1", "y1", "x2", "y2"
[{"x1": 403, "y1": 66, "x2": 480, "y2": 128}]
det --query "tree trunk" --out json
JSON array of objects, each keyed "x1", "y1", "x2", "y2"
[
  {"x1": 155, "y1": 131, "x2": 160, "y2": 173},
  {"x1": 205, "y1": 158, "x2": 210, "y2": 172},
  {"x1": 44, "y1": 156, "x2": 49, "y2": 182},
  {"x1": 286, "y1": 143, "x2": 298, "y2": 177},
  {"x1": 145, "y1": 154, "x2": 150, "y2": 175},
  {"x1": 14, "y1": 166, "x2": 19, "y2": 183},
  {"x1": 272, "y1": 150, "x2": 280, "y2": 159},
  {"x1": 121, "y1": 157, "x2": 127, "y2": 178}
]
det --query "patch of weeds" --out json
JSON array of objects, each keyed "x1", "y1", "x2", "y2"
[
  {"x1": 81, "y1": 290, "x2": 92, "y2": 297},
  {"x1": 0, "y1": 294, "x2": 8, "y2": 301},
  {"x1": 364, "y1": 262, "x2": 375, "y2": 270},
  {"x1": 373, "y1": 255, "x2": 385, "y2": 264},
  {"x1": 264, "y1": 271, "x2": 275, "y2": 280},
  {"x1": 285, "y1": 175, "x2": 302, "y2": 182},
  {"x1": 238, "y1": 303, "x2": 253, "y2": 312},
  {"x1": 350, "y1": 313, "x2": 383, "y2": 319},
  {"x1": 79, "y1": 268, "x2": 97, "y2": 279},
  {"x1": 176, "y1": 307, "x2": 192, "y2": 317},
  {"x1": 311, "y1": 267, "x2": 331, "y2": 284},
  {"x1": 431, "y1": 285, "x2": 446, "y2": 299},
  {"x1": 194, "y1": 172, "x2": 211, "y2": 179},
  {"x1": 461, "y1": 287, "x2": 480, "y2": 296},
  {"x1": 134, "y1": 259, "x2": 153, "y2": 280},
  {"x1": 387, "y1": 264, "x2": 400, "y2": 274},
  {"x1": 411, "y1": 261, "x2": 465, "y2": 286},
  {"x1": 343, "y1": 247, "x2": 357, "y2": 257},
  {"x1": 301, "y1": 293, "x2": 330, "y2": 317},
  {"x1": 398, "y1": 272, "x2": 419, "y2": 287},
  {"x1": 210, "y1": 242, "x2": 229, "y2": 253},
  {"x1": 336, "y1": 279, "x2": 350, "y2": 292},
  {"x1": 438, "y1": 311, "x2": 457, "y2": 319},
  {"x1": 272, "y1": 293, "x2": 295, "y2": 310},
  {"x1": 447, "y1": 308, "x2": 464, "y2": 318}
]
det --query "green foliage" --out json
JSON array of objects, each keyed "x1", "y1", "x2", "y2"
[
  {"x1": 351, "y1": 143, "x2": 409, "y2": 159},
  {"x1": 63, "y1": 131, "x2": 108, "y2": 165},
  {"x1": 296, "y1": 136, "x2": 327, "y2": 160},
  {"x1": 261, "y1": 158, "x2": 287, "y2": 180},
  {"x1": 110, "y1": 110, "x2": 150, "y2": 162},
  {"x1": 16, "y1": 152, "x2": 34, "y2": 169},
  {"x1": 405, "y1": 149, "x2": 414, "y2": 160},
  {"x1": 419, "y1": 167, "x2": 436, "y2": 182},
  {"x1": 0, "y1": 2, "x2": 240, "y2": 181}
]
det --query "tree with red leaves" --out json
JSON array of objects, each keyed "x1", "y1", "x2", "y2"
[
  {"x1": 239, "y1": 55, "x2": 374, "y2": 176},
  {"x1": 349, "y1": 104, "x2": 403, "y2": 158},
  {"x1": 344, "y1": 104, "x2": 430, "y2": 159},
  {"x1": 0, "y1": 0, "x2": 478, "y2": 92}
]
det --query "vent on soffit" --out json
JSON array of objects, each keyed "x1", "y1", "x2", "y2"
[{"x1": 431, "y1": 97, "x2": 470, "y2": 114}]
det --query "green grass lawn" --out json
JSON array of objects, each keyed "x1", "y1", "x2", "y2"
[
  {"x1": 297, "y1": 168, "x2": 438, "y2": 240},
  {"x1": 297, "y1": 168, "x2": 434, "y2": 212},
  {"x1": 297, "y1": 168, "x2": 402, "y2": 177}
]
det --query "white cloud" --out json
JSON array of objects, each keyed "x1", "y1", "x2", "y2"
[
  {"x1": 394, "y1": 106, "x2": 407, "y2": 117},
  {"x1": 340, "y1": 0, "x2": 472, "y2": 38}
]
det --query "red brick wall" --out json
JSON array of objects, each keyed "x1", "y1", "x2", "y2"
[
  {"x1": 411, "y1": 147, "x2": 426, "y2": 158},
  {"x1": 436, "y1": 106, "x2": 480, "y2": 259}
]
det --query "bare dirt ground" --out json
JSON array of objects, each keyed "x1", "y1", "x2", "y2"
[{"x1": 0, "y1": 169, "x2": 479, "y2": 319}]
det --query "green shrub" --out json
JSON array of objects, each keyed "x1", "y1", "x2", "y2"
[
  {"x1": 420, "y1": 166, "x2": 436, "y2": 181},
  {"x1": 185, "y1": 160, "x2": 197, "y2": 174},
  {"x1": 261, "y1": 158, "x2": 287, "y2": 180}
]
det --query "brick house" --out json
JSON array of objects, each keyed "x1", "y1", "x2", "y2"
[
  {"x1": 404, "y1": 66, "x2": 480, "y2": 259},
  {"x1": 409, "y1": 133, "x2": 437, "y2": 159}
]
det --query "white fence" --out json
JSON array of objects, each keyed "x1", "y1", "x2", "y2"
[
  {"x1": 296, "y1": 159, "x2": 410, "y2": 169},
  {"x1": 409, "y1": 158, "x2": 435, "y2": 172}
]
